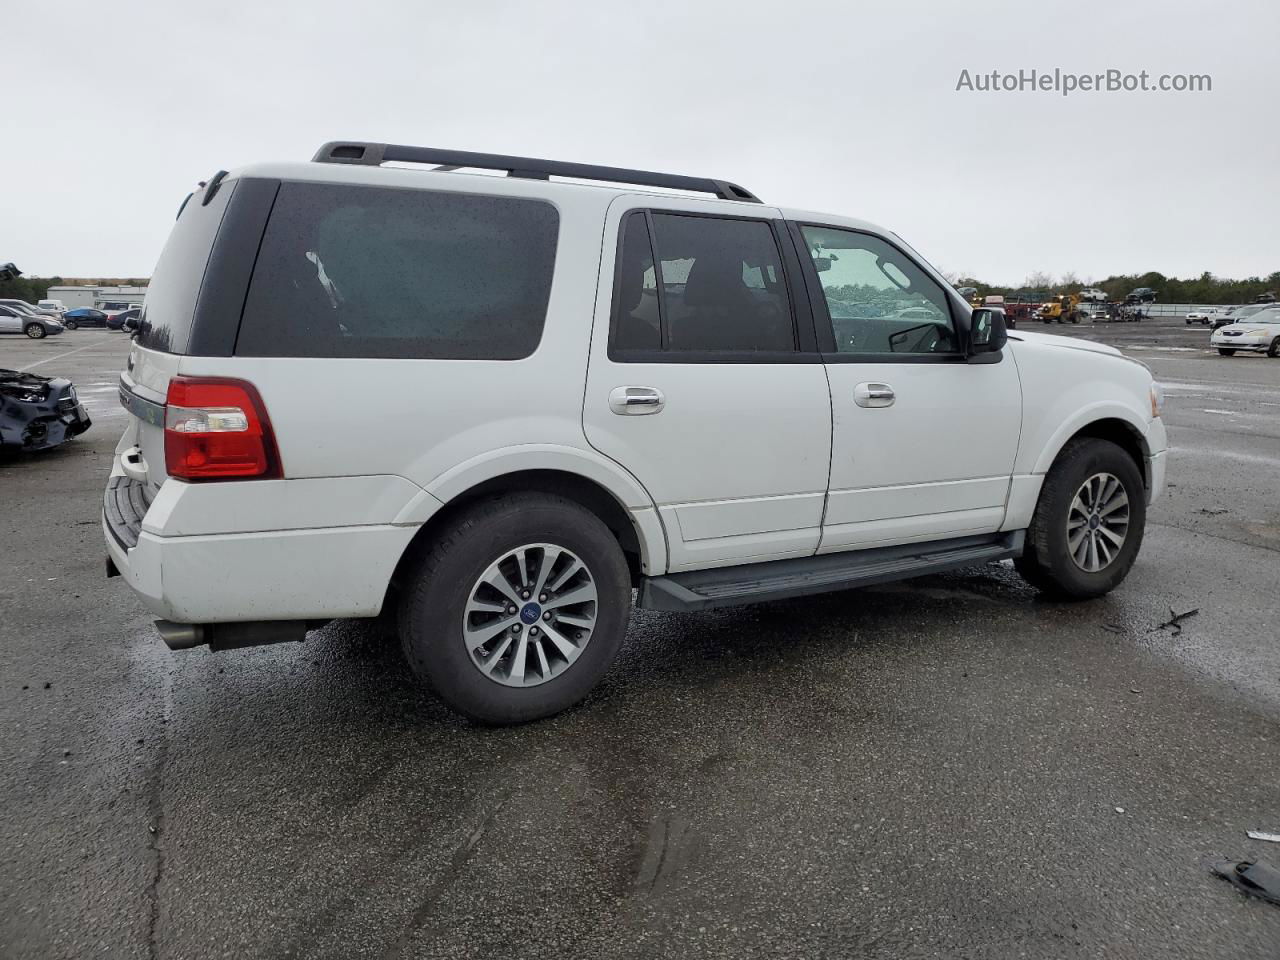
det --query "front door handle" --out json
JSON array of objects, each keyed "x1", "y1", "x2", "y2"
[
  {"x1": 853, "y1": 382, "x2": 895, "y2": 408},
  {"x1": 609, "y1": 386, "x2": 665, "y2": 415}
]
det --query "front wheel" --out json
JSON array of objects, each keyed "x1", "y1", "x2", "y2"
[
  {"x1": 398, "y1": 493, "x2": 631, "y2": 724},
  {"x1": 1268, "y1": 338, "x2": 1280, "y2": 358},
  {"x1": 24, "y1": 323, "x2": 46, "y2": 339},
  {"x1": 1015, "y1": 438, "x2": 1146, "y2": 599},
  {"x1": 64, "y1": 320, "x2": 78, "y2": 330},
  {"x1": 1218, "y1": 348, "x2": 1236, "y2": 356}
]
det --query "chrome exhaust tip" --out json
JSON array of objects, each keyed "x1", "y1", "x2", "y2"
[{"x1": 154, "y1": 620, "x2": 206, "y2": 650}]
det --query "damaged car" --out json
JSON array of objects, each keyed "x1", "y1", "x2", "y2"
[{"x1": 0, "y1": 369, "x2": 92, "y2": 453}]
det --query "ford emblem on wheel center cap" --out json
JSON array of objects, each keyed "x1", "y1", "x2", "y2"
[{"x1": 520, "y1": 602, "x2": 542, "y2": 624}]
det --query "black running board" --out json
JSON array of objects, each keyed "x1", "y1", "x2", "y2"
[{"x1": 638, "y1": 531, "x2": 1024, "y2": 612}]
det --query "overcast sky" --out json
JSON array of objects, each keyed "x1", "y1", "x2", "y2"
[{"x1": 5, "y1": 0, "x2": 1277, "y2": 284}]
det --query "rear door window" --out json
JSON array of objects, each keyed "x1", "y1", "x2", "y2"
[
  {"x1": 610, "y1": 211, "x2": 797, "y2": 357},
  {"x1": 236, "y1": 182, "x2": 560, "y2": 360}
]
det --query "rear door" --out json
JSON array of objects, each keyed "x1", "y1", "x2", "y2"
[
  {"x1": 0, "y1": 306, "x2": 21, "y2": 333},
  {"x1": 583, "y1": 199, "x2": 832, "y2": 572}
]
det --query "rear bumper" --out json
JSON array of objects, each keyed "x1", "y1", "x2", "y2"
[
  {"x1": 104, "y1": 514, "x2": 419, "y2": 623},
  {"x1": 102, "y1": 462, "x2": 436, "y2": 625}
]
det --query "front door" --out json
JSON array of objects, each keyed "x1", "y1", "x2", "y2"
[
  {"x1": 583, "y1": 200, "x2": 832, "y2": 572},
  {"x1": 791, "y1": 223, "x2": 1022, "y2": 552}
]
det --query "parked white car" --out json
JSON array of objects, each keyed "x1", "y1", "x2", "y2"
[
  {"x1": 36, "y1": 299, "x2": 66, "y2": 318},
  {"x1": 104, "y1": 141, "x2": 1168, "y2": 723},
  {"x1": 1210, "y1": 307, "x2": 1280, "y2": 357},
  {"x1": 1186, "y1": 307, "x2": 1224, "y2": 325}
]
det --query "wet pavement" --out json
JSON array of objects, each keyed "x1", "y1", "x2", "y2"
[{"x1": 2, "y1": 321, "x2": 1279, "y2": 959}]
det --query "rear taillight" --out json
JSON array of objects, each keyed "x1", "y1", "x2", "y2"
[{"x1": 164, "y1": 376, "x2": 281, "y2": 481}]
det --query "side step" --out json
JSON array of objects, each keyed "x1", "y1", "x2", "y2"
[{"x1": 638, "y1": 531, "x2": 1024, "y2": 612}]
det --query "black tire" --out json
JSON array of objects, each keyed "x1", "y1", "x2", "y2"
[
  {"x1": 1268, "y1": 338, "x2": 1280, "y2": 359},
  {"x1": 24, "y1": 323, "x2": 46, "y2": 339},
  {"x1": 1015, "y1": 438, "x2": 1146, "y2": 600},
  {"x1": 397, "y1": 493, "x2": 631, "y2": 724},
  {"x1": 64, "y1": 320, "x2": 78, "y2": 330},
  {"x1": 1218, "y1": 348, "x2": 1236, "y2": 356}
]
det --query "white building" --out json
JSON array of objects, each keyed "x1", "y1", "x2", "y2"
[{"x1": 45, "y1": 284, "x2": 148, "y2": 309}]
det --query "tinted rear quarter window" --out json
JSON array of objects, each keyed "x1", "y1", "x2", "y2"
[
  {"x1": 135, "y1": 180, "x2": 237, "y2": 354},
  {"x1": 236, "y1": 181, "x2": 560, "y2": 360}
]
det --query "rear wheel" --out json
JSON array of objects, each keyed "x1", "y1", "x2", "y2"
[
  {"x1": 24, "y1": 323, "x2": 46, "y2": 339},
  {"x1": 1218, "y1": 348, "x2": 1236, "y2": 356},
  {"x1": 1015, "y1": 438, "x2": 1146, "y2": 599},
  {"x1": 398, "y1": 494, "x2": 631, "y2": 724}
]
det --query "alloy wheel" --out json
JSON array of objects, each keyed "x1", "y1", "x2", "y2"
[
  {"x1": 1066, "y1": 472, "x2": 1130, "y2": 573},
  {"x1": 462, "y1": 543, "x2": 598, "y2": 687}
]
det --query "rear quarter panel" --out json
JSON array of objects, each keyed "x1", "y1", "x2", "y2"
[{"x1": 172, "y1": 179, "x2": 667, "y2": 567}]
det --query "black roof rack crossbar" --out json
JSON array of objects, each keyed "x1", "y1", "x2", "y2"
[{"x1": 311, "y1": 141, "x2": 762, "y2": 203}]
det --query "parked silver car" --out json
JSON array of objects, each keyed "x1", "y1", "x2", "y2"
[
  {"x1": 0, "y1": 299, "x2": 46, "y2": 317},
  {"x1": 1210, "y1": 306, "x2": 1280, "y2": 357},
  {"x1": 0, "y1": 304, "x2": 65, "y2": 338}
]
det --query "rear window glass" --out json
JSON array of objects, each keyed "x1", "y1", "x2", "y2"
[
  {"x1": 236, "y1": 181, "x2": 560, "y2": 360},
  {"x1": 611, "y1": 211, "x2": 795, "y2": 356},
  {"x1": 135, "y1": 181, "x2": 237, "y2": 354}
]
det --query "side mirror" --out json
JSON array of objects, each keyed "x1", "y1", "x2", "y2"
[{"x1": 968, "y1": 308, "x2": 1007, "y2": 357}]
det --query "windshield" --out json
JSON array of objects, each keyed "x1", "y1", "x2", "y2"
[{"x1": 1232, "y1": 304, "x2": 1268, "y2": 322}]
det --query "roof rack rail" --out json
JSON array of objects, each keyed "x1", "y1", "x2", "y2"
[{"x1": 311, "y1": 141, "x2": 762, "y2": 204}]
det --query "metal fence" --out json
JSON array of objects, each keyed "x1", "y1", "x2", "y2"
[
  {"x1": 993, "y1": 300, "x2": 1255, "y2": 318},
  {"x1": 1133, "y1": 303, "x2": 1235, "y2": 317}
]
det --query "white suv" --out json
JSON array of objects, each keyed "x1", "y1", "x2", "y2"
[{"x1": 105, "y1": 142, "x2": 1168, "y2": 724}]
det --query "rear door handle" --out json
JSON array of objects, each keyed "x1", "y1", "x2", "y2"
[
  {"x1": 609, "y1": 386, "x2": 665, "y2": 415},
  {"x1": 853, "y1": 382, "x2": 895, "y2": 408}
]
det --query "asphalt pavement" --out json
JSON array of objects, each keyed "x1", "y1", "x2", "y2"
[{"x1": 2, "y1": 321, "x2": 1279, "y2": 959}]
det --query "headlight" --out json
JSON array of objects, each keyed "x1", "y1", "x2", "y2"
[{"x1": 1150, "y1": 382, "x2": 1164, "y2": 419}]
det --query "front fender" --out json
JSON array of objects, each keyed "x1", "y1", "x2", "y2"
[{"x1": 1030, "y1": 400, "x2": 1151, "y2": 476}]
